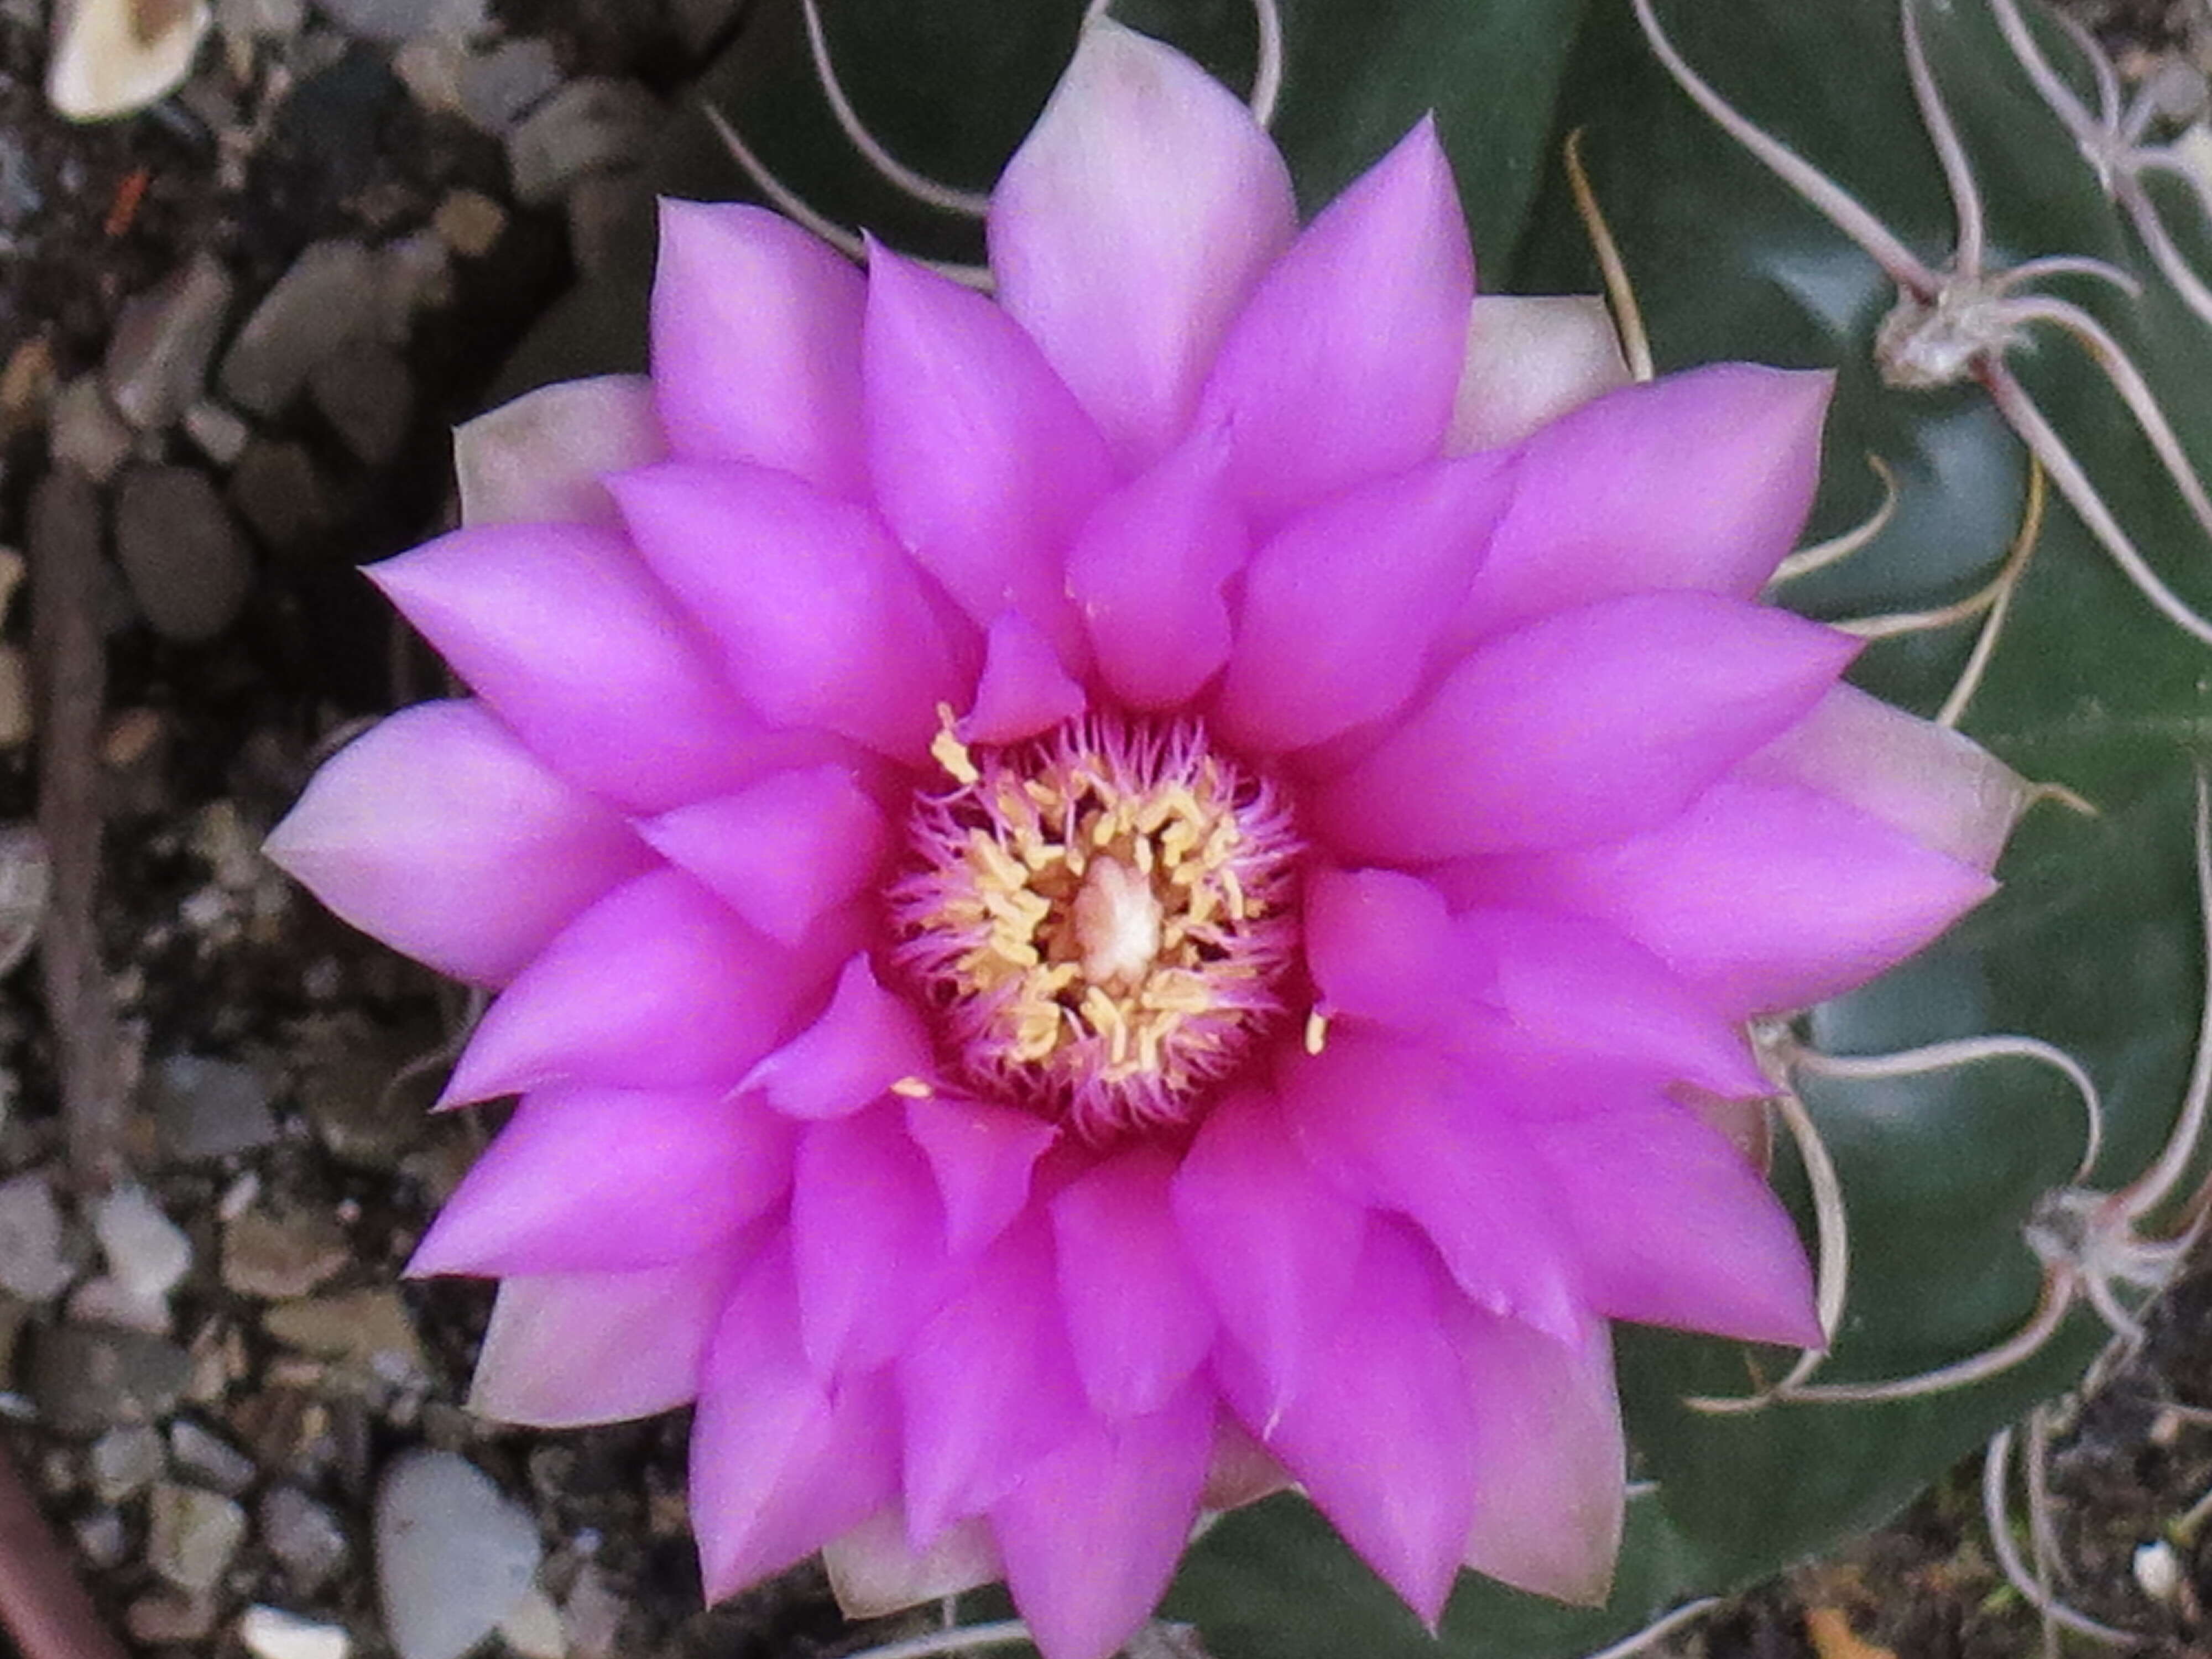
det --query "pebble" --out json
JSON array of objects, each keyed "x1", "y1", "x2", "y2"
[
  {"x1": 0, "y1": 128, "x2": 41, "y2": 233},
  {"x1": 2136, "y1": 1537, "x2": 2184, "y2": 1604},
  {"x1": 241, "y1": 1606, "x2": 355, "y2": 1659},
  {"x1": 219, "y1": 240, "x2": 377, "y2": 416},
  {"x1": 47, "y1": 0, "x2": 213, "y2": 121},
  {"x1": 150, "y1": 1053, "x2": 279, "y2": 1160},
  {"x1": 0, "y1": 1171, "x2": 70, "y2": 1300},
  {"x1": 224, "y1": 1206, "x2": 351, "y2": 1300},
  {"x1": 262, "y1": 1484, "x2": 351, "y2": 1593},
  {"x1": 27, "y1": 1323, "x2": 191, "y2": 1436},
  {"x1": 0, "y1": 822, "x2": 46, "y2": 975},
  {"x1": 309, "y1": 340, "x2": 414, "y2": 467},
  {"x1": 217, "y1": 0, "x2": 306, "y2": 38},
  {"x1": 229, "y1": 441, "x2": 336, "y2": 554},
  {"x1": 92, "y1": 1182, "x2": 193, "y2": 1301},
  {"x1": 48, "y1": 376, "x2": 135, "y2": 482},
  {"x1": 431, "y1": 189, "x2": 506, "y2": 259},
  {"x1": 113, "y1": 465, "x2": 255, "y2": 643},
  {"x1": 88, "y1": 1423, "x2": 165, "y2": 1501},
  {"x1": 0, "y1": 646, "x2": 30, "y2": 748},
  {"x1": 126, "y1": 1588, "x2": 219, "y2": 1645},
  {"x1": 171, "y1": 1418, "x2": 259, "y2": 1494},
  {"x1": 265, "y1": 1288, "x2": 425, "y2": 1377},
  {"x1": 506, "y1": 79, "x2": 662, "y2": 207},
  {"x1": 374, "y1": 1451, "x2": 543, "y2": 1659},
  {"x1": 374, "y1": 231, "x2": 453, "y2": 341},
  {"x1": 497, "y1": 1588, "x2": 566, "y2": 1659},
  {"x1": 184, "y1": 400, "x2": 252, "y2": 467},
  {"x1": 0, "y1": 1294, "x2": 25, "y2": 1378},
  {"x1": 149, "y1": 1480, "x2": 249, "y2": 1591},
  {"x1": 74, "y1": 1507, "x2": 129, "y2": 1569},
  {"x1": 392, "y1": 35, "x2": 466, "y2": 114},
  {"x1": 458, "y1": 37, "x2": 560, "y2": 134},
  {"x1": 561, "y1": 1562, "x2": 625, "y2": 1658},
  {"x1": 103, "y1": 253, "x2": 237, "y2": 432},
  {"x1": 67, "y1": 1277, "x2": 173, "y2": 1335},
  {"x1": 315, "y1": 0, "x2": 484, "y2": 43}
]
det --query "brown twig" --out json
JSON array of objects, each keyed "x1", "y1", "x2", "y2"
[
  {"x1": 29, "y1": 467, "x2": 128, "y2": 1189},
  {"x1": 0, "y1": 1438, "x2": 131, "y2": 1659}
]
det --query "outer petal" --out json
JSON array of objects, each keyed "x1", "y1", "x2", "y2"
[
  {"x1": 905, "y1": 1094, "x2": 1060, "y2": 1258},
  {"x1": 1051, "y1": 1146, "x2": 1216, "y2": 1418},
  {"x1": 825, "y1": 1508, "x2": 1001, "y2": 1620},
  {"x1": 992, "y1": 1383, "x2": 1215, "y2": 1659},
  {"x1": 264, "y1": 700, "x2": 651, "y2": 986},
  {"x1": 641, "y1": 764, "x2": 890, "y2": 947},
  {"x1": 691, "y1": 1241, "x2": 901, "y2": 1598},
  {"x1": 1524, "y1": 1095, "x2": 1821, "y2": 1347},
  {"x1": 611, "y1": 460, "x2": 969, "y2": 764},
  {"x1": 963, "y1": 611, "x2": 1087, "y2": 745},
  {"x1": 1438, "y1": 778, "x2": 1997, "y2": 1017},
  {"x1": 1066, "y1": 423, "x2": 1248, "y2": 709},
  {"x1": 989, "y1": 19, "x2": 1297, "y2": 469},
  {"x1": 1314, "y1": 592, "x2": 1859, "y2": 860},
  {"x1": 1214, "y1": 451, "x2": 1512, "y2": 753},
  {"x1": 745, "y1": 955, "x2": 933, "y2": 1122},
  {"x1": 1452, "y1": 364, "x2": 1833, "y2": 644},
  {"x1": 468, "y1": 1250, "x2": 745, "y2": 1426},
  {"x1": 1455, "y1": 1309, "x2": 1624, "y2": 1605},
  {"x1": 441, "y1": 870, "x2": 847, "y2": 1105},
  {"x1": 456, "y1": 375, "x2": 667, "y2": 528},
  {"x1": 791, "y1": 1104, "x2": 951, "y2": 1378},
  {"x1": 368, "y1": 523, "x2": 761, "y2": 813},
  {"x1": 1446, "y1": 295, "x2": 1632, "y2": 455},
  {"x1": 1196, "y1": 119, "x2": 1473, "y2": 521},
  {"x1": 1303, "y1": 867, "x2": 1458, "y2": 1035},
  {"x1": 651, "y1": 201, "x2": 868, "y2": 493},
  {"x1": 409, "y1": 1084, "x2": 795, "y2": 1277},
  {"x1": 864, "y1": 244, "x2": 1112, "y2": 662}
]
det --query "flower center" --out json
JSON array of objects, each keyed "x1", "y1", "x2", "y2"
[{"x1": 889, "y1": 711, "x2": 1303, "y2": 1141}]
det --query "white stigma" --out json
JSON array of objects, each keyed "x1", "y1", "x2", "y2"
[{"x1": 1072, "y1": 857, "x2": 1163, "y2": 993}]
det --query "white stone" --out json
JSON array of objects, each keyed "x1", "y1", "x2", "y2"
[
  {"x1": 93, "y1": 1183, "x2": 192, "y2": 1300},
  {"x1": 0, "y1": 1172, "x2": 70, "y2": 1301},
  {"x1": 496, "y1": 1588, "x2": 565, "y2": 1659},
  {"x1": 2134, "y1": 1538, "x2": 2183, "y2": 1605},
  {"x1": 240, "y1": 1605, "x2": 353, "y2": 1659},
  {"x1": 184, "y1": 401, "x2": 251, "y2": 467},
  {"x1": 374, "y1": 1451, "x2": 541, "y2": 1659},
  {"x1": 48, "y1": 0, "x2": 213, "y2": 122},
  {"x1": 149, "y1": 1482, "x2": 248, "y2": 1592}
]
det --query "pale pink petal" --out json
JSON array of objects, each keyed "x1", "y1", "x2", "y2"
[
  {"x1": 691, "y1": 1241, "x2": 901, "y2": 1598},
  {"x1": 1455, "y1": 1308, "x2": 1624, "y2": 1605},
  {"x1": 1214, "y1": 451, "x2": 1512, "y2": 753},
  {"x1": 1316, "y1": 592, "x2": 1859, "y2": 859},
  {"x1": 1201, "y1": 1417, "x2": 1292, "y2": 1511},
  {"x1": 455, "y1": 375, "x2": 667, "y2": 528},
  {"x1": 1439, "y1": 778, "x2": 1997, "y2": 1018},
  {"x1": 790, "y1": 1104, "x2": 951, "y2": 1378},
  {"x1": 905, "y1": 1094, "x2": 1060, "y2": 1258},
  {"x1": 367, "y1": 523, "x2": 761, "y2": 813},
  {"x1": 992, "y1": 1383, "x2": 1214, "y2": 1659},
  {"x1": 824, "y1": 1507, "x2": 1002, "y2": 1620},
  {"x1": 1051, "y1": 1146, "x2": 1215, "y2": 1418},
  {"x1": 409, "y1": 1083, "x2": 794, "y2": 1277},
  {"x1": 651, "y1": 200, "x2": 868, "y2": 493},
  {"x1": 641, "y1": 764, "x2": 891, "y2": 947},
  {"x1": 1066, "y1": 423, "x2": 1248, "y2": 709},
  {"x1": 609, "y1": 460, "x2": 971, "y2": 764},
  {"x1": 1302, "y1": 867, "x2": 1457, "y2": 1034},
  {"x1": 1525, "y1": 1095, "x2": 1820, "y2": 1346},
  {"x1": 1452, "y1": 365, "x2": 1833, "y2": 643},
  {"x1": 469, "y1": 1250, "x2": 747, "y2": 1426},
  {"x1": 1196, "y1": 120, "x2": 1473, "y2": 521},
  {"x1": 441, "y1": 870, "x2": 849, "y2": 1105},
  {"x1": 989, "y1": 19, "x2": 1297, "y2": 468},
  {"x1": 745, "y1": 955, "x2": 933, "y2": 1121},
  {"x1": 1743, "y1": 683, "x2": 2027, "y2": 874},
  {"x1": 1170, "y1": 1088, "x2": 1368, "y2": 1426},
  {"x1": 1446, "y1": 295, "x2": 1632, "y2": 455},
  {"x1": 962, "y1": 611, "x2": 1087, "y2": 745},
  {"x1": 1213, "y1": 1219, "x2": 1476, "y2": 1625},
  {"x1": 1279, "y1": 1031, "x2": 1582, "y2": 1343},
  {"x1": 899, "y1": 1214, "x2": 1090, "y2": 1543},
  {"x1": 863, "y1": 242, "x2": 1112, "y2": 664},
  {"x1": 264, "y1": 700, "x2": 651, "y2": 986}
]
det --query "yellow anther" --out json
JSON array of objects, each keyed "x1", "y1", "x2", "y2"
[
  {"x1": 931, "y1": 705, "x2": 980, "y2": 786},
  {"x1": 1304, "y1": 1010, "x2": 1330, "y2": 1055},
  {"x1": 890, "y1": 1076, "x2": 935, "y2": 1099}
]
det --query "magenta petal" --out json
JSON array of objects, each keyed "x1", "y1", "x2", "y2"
[
  {"x1": 962, "y1": 612, "x2": 1087, "y2": 745},
  {"x1": 1280, "y1": 1031, "x2": 1582, "y2": 1343},
  {"x1": 863, "y1": 243, "x2": 1112, "y2": 662},
  {"x1": 1214, "y1": 452, "x2": 1512, "y2": 753},
  {"x1": 691, "y1": 1242, "x2": 900, "y2": 1598},
  {"x1": 1302, "y1": 867, "x2": 1457, "y2": 1034},
  {"x1": 825, "y1": 1507, "x2": 1001, "y2": 1619},
  {"x1": 410, "y1": 1083, "x2": 794, "y2": 1277},
  {"x1": 746, "y1": 956, "x2": 933, "y2": 1121},
  {"x1": 1196, "y1": 119, "x2": 1473, "y2": 521},
  {"x1": 1744, "y1": 683, "x2": 2027, "y2": 874},
  {"x1": 642, "y1": 764, "x2": 890, "y2": 947},
  {"x1": 441, "y1": 870, "x2": 844, "y2": 1105},
  {"x1": 989, "y1": 19, "x2": 1297, "y2": 469},
  {"x1": 1066, "y1": 424, "x2": 1248, "y2": 709},
  {"x1": 651, "y1": 201, "x2": 868, "y2": 493},
  {"x1": 367, "y1": 523, "x2": 760, "y2": 813},
  {"x1": 1316, "y1": 592, "x2": 1860, "y2": 860},
  {"x1": 905, "y1": 1094, "x2": 1060, "y2": 1258},
  {"x1": 264, "y1": 700, "x2": 651, "y2": 986},
  {"x1": 1456, "y1": 1309, "x2": 1624, "y2": 1604},
  {"x1": 1447, "y1": 295, "x2": 1631, "y2": 455},
  {"x1": 1170, "y1": 1088, "x2": 1366, "y2": 1427},
  {"x1": 469, "y1": 1250, "x2": 745, "y2": 1426},
  {"x1": 992, "y1": 1383, "x2": 1214, "y2": 1659},
  {"x1": 899, "y1": 1214, "x2": 1090, "y2": 1542},
  {"x1": 1525, "y1": 1095, "x2": 1820, "y2": 1347},
  {"x1": 790, "y1": 1104, "x2": 951, "y2": 1378},
  {"x1": 1441, "y1": 778, "x2": 1997, "y2": 1018},
  {"x1": 1214, "y1": 1219, "x2": 1476, "y2": 1625},
  {"x1": 1453, "y1": 364, "x2": 1833, "y2": 642},
  {"x1": 1051, "y1": 1146, "x2": 1215, "y2": 1418},
  {"x1": 455, "y1": 375, "x2": 667, "y2": 528},
  {"x1": 610, "y1": 460, "x2": 969, "y2": 764}
]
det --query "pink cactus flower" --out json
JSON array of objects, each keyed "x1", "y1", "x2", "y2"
[{"x1": 266, "y1": 20, "x2": 2027, "y2": 1659}]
